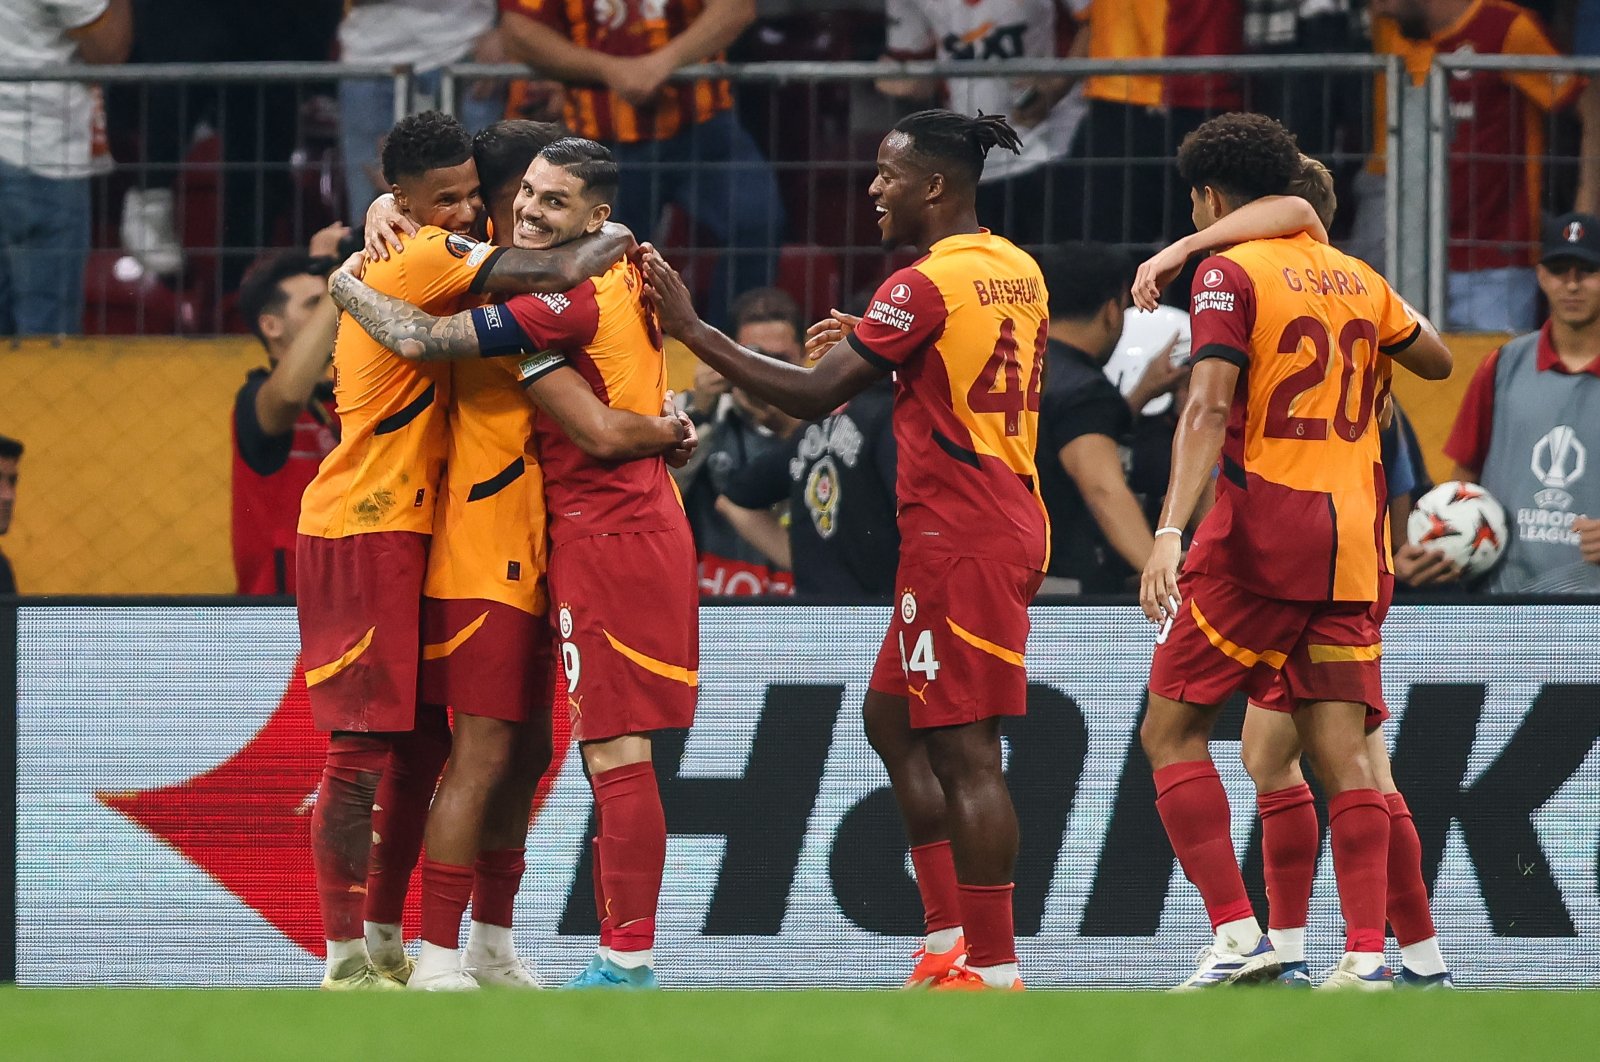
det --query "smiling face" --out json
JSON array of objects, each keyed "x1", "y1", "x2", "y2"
[
  {"x1": 868, "y1": 131, "x2": 934, "y2": 252},
  {"x1": 511, "y1": 157, "x2": 611, "y2": 250},
  {"x1": 392, "y1": 159, "x2": 483, "y2": 235}
]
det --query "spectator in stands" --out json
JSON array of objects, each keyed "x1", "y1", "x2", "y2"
[
  {"x1": 0, "y1": 0, "x2": 131, "y2": 334},
  {"x1": 1359, "y1": 0, "x2": 1580, "y2": 332},
  {"x1": 684, "y1": 287, "x2": 805, "y2": 596},
  {"x1": 720, "y1": 377, "x2": 900, "y2": 600},
  {"x1": 1066, "y1": 0, "x2": 1244, "y2": 245},
  {"x1": 112, "y1": 0, "x2": 341, "y2": 287},
  {"x1": 1421, "y1": 213, "x2": 1600, "y2": 592},
  {"x1": 231, "y1": 228, "x2": 346, "y2": 596},
  {"x1": 500, "y1": 0, "x2": 784, "y2": 318},
  {"x1": 0, "y1": 434, "x2": 21, "y2": 594},
  {"x1": 877, "y1": 0, "x2": 1090, "y2": 247},
  {"x1": 1035, "y1": 243, "x2": 1165, "y2": 594},
  {"x1": 339, "y1": 0, "x2": 508, "y2": 216}
]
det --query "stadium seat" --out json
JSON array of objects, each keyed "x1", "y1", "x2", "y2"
[{"x1": 80, "y1": 249, "x2": 188, "y2": 335}]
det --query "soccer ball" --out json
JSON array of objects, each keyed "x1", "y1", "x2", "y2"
[{"x1": 1406, "y1": 481, "x2": 1509, "y2": 577}]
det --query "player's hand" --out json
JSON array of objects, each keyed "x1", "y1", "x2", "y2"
[
  {"x1": 1575, "y1": 515, "x2": 1600, "y2": 565},
  {"x1": 364, "y1": 194, "x2": 418, "y2": 261},
  {"x1": 1378, "y1": 389, "x2": 1395, "y2": 430},
  {"x1": 1132, "y1": 242, "x2": 1190, "y2": 312},
  {"x1": 604, "y1": 52, "x2": 674, "y2": 108},
  {"x1": 1393, "y1": 543, "x2": 1462, "y2": 587},
  {"x1": 1139, "y1": 533, "x2": 1183, "y2": 626},
  {"x1": 329, "y1": 250, "x2": 367, "y2": 292},
  {"x1": 805, "y1": 310, "x2": 861, "y2": 361},
  {"x1": 639, "y1": 244, "x2": 700, "y2": 339},
  {"x1": 308, "y1": 221, "x2": 351, "y2": 259}
]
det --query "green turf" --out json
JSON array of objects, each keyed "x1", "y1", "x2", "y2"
[{"x1": 2, "y1": 988, "x2": 1594, "y2": 1062}]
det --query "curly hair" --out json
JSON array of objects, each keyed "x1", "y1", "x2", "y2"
[
  {"x1": 1176, "y1": 112, "x2": 1301, "y2": 206},
  {"x1": 1286, "y1": 153, "x2": 1337, "y2": 230},
  {"x1": 380, "y1": 110, "x2": 473, "y2": 186},
  {"x1": 893, "y1": 109, "x2": 1023, "y2": 188}
]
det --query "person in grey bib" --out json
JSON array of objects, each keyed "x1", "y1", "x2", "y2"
[{"x1": 1420, "y1": 211, "x2": 1600, "y2": 593}]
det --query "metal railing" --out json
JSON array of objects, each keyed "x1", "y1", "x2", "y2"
[{"x1": 0, "y1": 55, "x2": 1403, "y2": 337}]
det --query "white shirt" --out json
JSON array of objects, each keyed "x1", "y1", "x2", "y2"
[
  {"x1": 885, "y1": 0, "x2": 1089, "y2": 181},
  {"x1": 340, "y1": 0, "x2": 497, "y2": 72},
  {"x1": 1104, "y1": 304, "x2": 1191, "y2": 416},
  {"x1": 0, "y1": 0, "x2": 109, "y2": 178}
]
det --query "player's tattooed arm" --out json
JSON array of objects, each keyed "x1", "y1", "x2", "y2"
[
  {"x1": 327, "y1": 255, "x2": 481, "y2": 361},
  {"x1": 640, "y1": 244, "x2": 879, "y2": 420},
  {"x1": 478, "y1": 221, "x2": 636, "y2": 295}
]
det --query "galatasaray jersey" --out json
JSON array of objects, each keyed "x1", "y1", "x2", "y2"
[
  {"x1": 1186, "y1": 232, "x2": 1422, "y2": 603},
  {"x1": 847, "y1": 230, "x2": 1050, "y2": 571},
  {"x1": 299, "y1": 227, "x2": 506, "y2": 540},
  {"x1": 423, "y1": 358, "x2": 550, "y2": 617},
  {"x1": 471, "y1": 258, "x2": 685, "y2": 544}
]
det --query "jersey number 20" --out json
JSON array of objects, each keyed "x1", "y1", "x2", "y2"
[{"x1": 1266, "y1": 316, "x2": 1380, "y2": 442}]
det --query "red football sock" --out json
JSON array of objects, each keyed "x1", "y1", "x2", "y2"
[
  {"x1": 472, "y1": 848, "x2": 526, "y2": 929},
  {"x1": 311, "y1": 734, "x2": 389, "y2": 941},
  {"x1": 1258, "y1": 783, "x2": 1318, "y2": 931},
  {"x1": 956, "y1": 883, "x2": 1016, "y2": 968},
  {"x1": 1384, "y1": 792, "x2": 1437, "y2": 947},
  {"x1": 1154, "y1": 760, "x2": 1253, "y2": 930},
  {"x1": 592, "y1": 762, "x2": 665, "y2": 954},
  {"x1": 364, "y1": 709, "x2": 450, "y2": 924},
  {"x1": 420, "y1": 858, "x2": 475, "y2": 949},
  {"x1": 909, "y1": 841, "x2": 962, "y2": 935},
  {"x1": 1328, "y1": 789, "x2": 1391, "y2": 954},
  {"x1": 591, "y1": 836, "x2": 612, "y2": 949}
]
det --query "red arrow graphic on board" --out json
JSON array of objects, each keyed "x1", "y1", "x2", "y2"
[{"x1": 95, "y1": 654, "x2": 572, "y2": 955}]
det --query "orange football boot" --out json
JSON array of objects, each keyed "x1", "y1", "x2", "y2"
[
  {"x1": 904, "y1": 938, "x2": 966, "y2": 988},
  {"x1": 930, "y1": 963, "x2": 1024, "y2": 992}
]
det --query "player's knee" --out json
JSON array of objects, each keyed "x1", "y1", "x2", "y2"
[{"x1": 1240, "y1": 738, "x2": 1302, "y2": 792}]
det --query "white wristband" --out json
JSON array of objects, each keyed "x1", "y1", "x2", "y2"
[{"x1": 1154, "y1": 526, "x2": 1183, "y2": 538}]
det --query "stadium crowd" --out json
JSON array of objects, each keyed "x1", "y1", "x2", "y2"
[{"x1": 2, "y1": 0, "x2": 1600, "y2": 599}]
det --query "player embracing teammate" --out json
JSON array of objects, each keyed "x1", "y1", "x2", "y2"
[
  {"x1": 642, "y1": 109, "x2": 1049, "y2": 991},
  {"x1": 1136, "y1": 113, "x2": 1453, "y2": 990}
]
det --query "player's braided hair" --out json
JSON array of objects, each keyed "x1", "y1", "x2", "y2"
[
  {"x1": 474, "y1": 119, "x2": 568, "y2": 212},
  {"x1": 892, "y1": 109, "x2": 1023, "y2": 188},
  {"x1": 538, "y1": 136, "x2": 619, "y2": 204},
  {"x1": 1287, "y1": 153, "x2": 1337, "y2": 230},
  {"x1": 380, "y1": 110, "x2": 473, "y2": 186},
  {"x1": 1176, "y1": 112, "x2": 1301, "y2": 206}
]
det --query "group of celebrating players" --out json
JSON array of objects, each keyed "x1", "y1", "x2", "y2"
[{"x1": 296, "y1": 96, "x2": 1455, "y2": 991}]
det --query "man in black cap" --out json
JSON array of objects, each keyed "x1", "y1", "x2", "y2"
[{"x1": 1415, "y1": 212, "x2": 1600, "y2": 592}]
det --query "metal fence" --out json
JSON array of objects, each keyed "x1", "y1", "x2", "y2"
[{"x1": 0, "y1": 55, "x2": 1410, "y2": 338}]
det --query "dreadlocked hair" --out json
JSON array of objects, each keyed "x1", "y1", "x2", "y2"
[{"x1": 892, "y1": 109, "x2": 1023, "y2": 187}]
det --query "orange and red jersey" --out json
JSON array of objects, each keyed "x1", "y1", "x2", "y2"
[
  {"x1": 1185, "y1": 232, "x2": 1423, "y2": 603},
  {"x1": 1371, "y1": 1, "x2": 1580, "y2": 271},
  {"x1": 846, "y1": 230, "x2": 1049, "y2": 572},
  {"x1": 469, "y1": 258, "x2": 685, "y2": 544},
  {"x1": 501, "y1": 0, "x2": 732, "y2": 143},
  {"x1": 423, "y1": 358, "x2": 550, "y2": 617},
  {"x1": 298, "y1": 227, "x2": 506, "y2": 540},
  {"x1": 1079, "y1": 0, "x2": 1243, "y2": 110}
]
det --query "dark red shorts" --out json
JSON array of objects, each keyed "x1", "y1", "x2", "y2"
[
  {"x1": 1150, "y1": 570, "x2": 1385, "y2": 716},
  {"x1": 548, "y1": 525, "x2": 698, "y2": 743},
  {"x1": 297, "y1": 531, "x2": 428, "y2": 733},
  {"x1": 421, "y1": 597, "x2": 555, "y2": 723},
  {"x1": 869, "y1": 551, "x2": 1043, "y2": 729},
  {"x1": 1250, "y1": 574, "x2": 1394, "y2": 726}
]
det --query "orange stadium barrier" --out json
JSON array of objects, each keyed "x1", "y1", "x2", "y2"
[{"x1": 0, "y1": 336, "x2": 701, "y2": 595}]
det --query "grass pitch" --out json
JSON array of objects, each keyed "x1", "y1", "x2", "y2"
[{"x1": 3, "y1": 988, "x2": 1591, "y2": 1062}]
